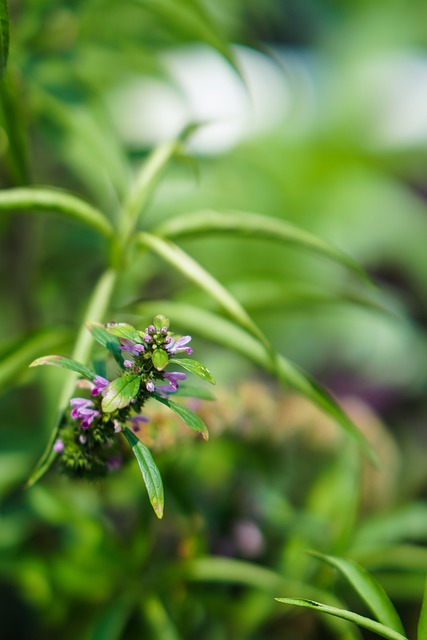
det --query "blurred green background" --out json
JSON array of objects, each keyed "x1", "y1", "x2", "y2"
[{"x1": 2, "y1": 1, "x2": 427, "y2": 638}]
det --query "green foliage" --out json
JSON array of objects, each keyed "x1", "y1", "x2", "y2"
[{"x1": 0, "y1": 0, "x2": 9, "y2": 77}]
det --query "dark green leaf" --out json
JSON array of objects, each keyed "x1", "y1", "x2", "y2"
[
  {"x1": 153, "y1": 393, "x2": 209, "y2": 440},
  {"x1": 0, "y1": 0, "x2": 9, "y2": 77},
  {"x1": 86, "y1": 322, "x2": 124, "y2": 367},
  {"x1": 170, "y1": 357, "x2": 215, "y2": 384},
  {"x1": 123, "y1": 427, "x2": 164, "y2": 518},
  {"x1": 308, "y1": 552, "x2": 405, "y2": 636},
  {"x1": 154, "y1": 209, "x2": 372, "y2": 284},
  {"x1": 418, "y1": 576, "x2": 427, "y2": 640},
  {"x1": 29, "y1": 355, "x2": 97, "y2": 381},
  {"x1": 105, "y1": 322, "x2": 141, "y2": 343},
  {"x1": 102, "y1": 375, "x2": 140, "y2": 413},
  {"x1": 275, "y1": 599, "x2": 408, "y2": 640},
  {"x1": 152, "y1": 349, "x2": 169, "y2": 371}
]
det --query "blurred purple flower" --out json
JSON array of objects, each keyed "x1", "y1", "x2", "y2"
[
  {"x1": 53, "y1": 439, "x2": 64, "y2": 453},
  {"x1": 91, "y1": 375, "x2": 109, "y2": 397},
  {"x1": 166, "y1": 335, "x2": 192, "y2": 355},
  {"x1": 70, "y1": 397, "x2": 100, "y2": 429},
  {"x1": 119, "y1": 339, "x2": 144, "y2": 357}
]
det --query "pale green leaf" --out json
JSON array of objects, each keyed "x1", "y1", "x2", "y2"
[
  {"x1": 105, "y1": 322, "x2": 141, "y2": 343},
  {"x1": 170, "y1": 357, "x2": 215, "y2": 384},
  {"x1": 29, "y1": 355, "x2": 97, "y2": 381},
  {"x1": 418, "y1": 576, "x2": 427, "y2": 640},
  {"x1": 154, "y1": 209, "x2": 371, "y2": 283},
  {"x1": 0, "y1": 0, "x2": 9, "y2": 77},
  {"x1": 0, "y1": 187, "x2": 113, "y2": 238},
  {"x1": 275, "y1": 599, "x2": 409, "y2": 640},
  {"x1": 135, "y1": 300, "x2": 377, "y2": 461},
  {"x1": 123, "y1": 427, "x2": 164, "y2": 518},
  {"x1": 309, "y1": 552, "x2": 405, "y2": 636},
  {"x1": 152, "y1": 348, "x2": 169, "y2": 371},
  {"x1": 153, "y1": 393, "x2": 209, "y2": 440},
  {"x1": 102, "y1": 375, "x2": 140, "y2": 413}
]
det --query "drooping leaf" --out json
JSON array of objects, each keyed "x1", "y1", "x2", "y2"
[
  {"x1": 418, "y1": 576, "x2": 427, "y2": 640},
  {"x1": 102, "y1": 375, "x2": 140, "y2": 413},
  {"x1": 135, "y1": 300, "x2": 377, "y2": 461},
  {"x1": 170, "y1": 357, "x2": 215, "y2": 384},
  {"x1": 87, "y1": 595, "x2": 133, "y2": 640},
  {"x1": 152, "y1": 348, "x2": 169, "y2": 371},
  {"x1": 137, "y1": 232, "x2": 272, "y2": 355},
  {"x1": 0, "y1": 187, "x2": 114, "y2": 238},
  {"x1": 29, "y1": 355, "x2": 97, "y2": 381},
  {"x1": 123, "y1": 427, "x2": 164, "y2": 518},
  {"x1": 0, "y1": 0, "x2": 9, "y2": 77},
  {"x1": 308, "y1": 552, "x2": 405, "y2": 636},
  {"x1": 154, "y1": 209, "x2": 372, "y2": 283},
  {"x1": 105, "y1": 322, "x2": 141, "y2": 343},
  {"x1": 153, "y1": 393, "x2": 209, "y2": 440},
  {"x1": 86, "y1": 322, "x2": 124, "y2": 367},
  {"x1": 143, "y1": 596, "x2": 181, "y2": 640},
  {"x1": 275, "y1": 599, "x2": 409, "y2": 640}
]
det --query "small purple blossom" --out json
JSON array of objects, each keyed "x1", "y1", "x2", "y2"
[
  {"x1": 119, "y1": 339, "x2": 144, "y2": 356},
  {"x1": 143, "y1": 334, "x2": 152, "y2": 342},
  {"x1": 146, "y1": 380, "x2": 155, "y2": 392},
  {"x1": 79, "y1": 434, "x2": 87, "y2": 444},
  {"x1": 53, "y1": 439, "x2": 64, "y2": 453},
  {"x1": 107, "y1": 456, "x2": 122, "y2": 472},
  {"x1": 70, "y1": 397, "x2": 100, "y2": 428},
  {"x1": 166, "y1": 335, "x2": 192, "y2": 354},
  {"x1": 163, "y1": 371, "x2": 187, "y2": 390},
  {"x1": 156, "y1": 384, "x2": 177, "y2": 396},
  {"x1": 124, "y1": 359, "x2": 133, "y2": 369},
  {"x1": 130, "y1": 415, "x2": 149, "y2": 432},
  {"x1": 91, "y1": 375, "x2": 109, "y2": 397}
]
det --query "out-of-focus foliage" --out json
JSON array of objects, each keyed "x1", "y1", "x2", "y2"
[{"x1": 2, "y1": 0, "x2": 427, "y2": 639}]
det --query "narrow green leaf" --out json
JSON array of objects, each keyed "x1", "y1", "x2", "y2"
[
  {"x1": 173, "y1": 384, "x2": 215, "y2": 400},
  {"x1": 86, "y1": 595, "x2": 133, "y2": 640},
  {"x1": 0, "y1": 187, "x2": 114, "y2": 238},
  {"x1": 0, "y1": 76, "x2": 30, "y2": 183},
  {"x1": 152, "y1": 348, "x2": 169, "y2": 371},
  {"x1": 0, "y1": 0, "x2": 9, "y2": 77},
  {"x1": 102, "y1": 375, "x2": 140, "y2": 413},
  {"x1": 0, "y1": 327, "x2": 72, "y2": 392},
  {"x1": 170, "y1": 357, "x2": 215, "y2": 384},
  {"x1": 418, "y1": 576, "x2": 427, "y2": 640},
  {"x1": 308, "y1": 552, "x2": 405, "y2": 636},
  {"x1": 154, "y1": 209, "x2": 372, "y2": 283},
  {"x1": 105, "y1": 322, "x2": 141, "y2": 343},
  {"x1": 137, "y1": 232, "x2": 273, "y2": 355},
  {"x1": 123, "y1": 427, "x2": 164, "y2": 518},
  {"x1": 29, "y1": 355, "x2": 97, "y2": 381},
  {"x1": 153, "y1": 393, "x2": 209, "y2": 440},
  {"x1": 275, "y1": 599, "x2": 409, "y2": 640},
  {"x1": 86, "y1": 322, "x2": 124, "y2": 367},
  {"x1": 142, "y1": 595, "x2": 182, "y2": 640},
  {"x1": 135, "y1": 301, "x2": 377, "y2": 461},
  {"x1": 26, "y1": 269, "x2": 117, "y2": 488}
]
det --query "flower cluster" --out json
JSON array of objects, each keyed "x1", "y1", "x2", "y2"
[{"x1": 47, "y1": 316, "x2": 214, "y2": 486}]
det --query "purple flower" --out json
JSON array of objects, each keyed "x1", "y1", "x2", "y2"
[
  {"x1": 129, "y1": 415, "x2": 149, "y2": 432},
  {"x1": 146, "y1": 380, "x2": 155, "y2": 392},
  {"x1": 143, "y1": 334, "x2": 152, "y2": 342},
  {"x1": 124, "y1": 359, "x2": 133, "y2": 369},
  {"x1": 163, "y1": 371, "x2": 187, "y2": 390},
  {"x1": 91, "y1": 375, "x2": 109, "y2": 397},
  {"x1": 70, "y1": 397, "x2": 100, "y2": 429},
  {"x1": 119, "y1": 339, "x2": 144, "y2": 356},
  {"x1": 107, "y1": 456, "x2": 122, "y2": 472},
  {"x1": 53, "y1": 439, "x2": 64, "y2": 453},
  {"x1": 166, "y1": 335, "x2": 192, "y2": 355}
]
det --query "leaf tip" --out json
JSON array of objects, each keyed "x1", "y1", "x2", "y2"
[{"x1": 153, "y1": 500, "x2": 164, "y2": 519}]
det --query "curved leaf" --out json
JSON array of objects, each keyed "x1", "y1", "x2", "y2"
[
  {"x1": 153, "y1": 393, "x2": 209, "y2": 440},
  {"x1": 169, "y1": 357, "x2": 215, "y2": 384},
  {"x1": 102, "y1": 375, "x2": 140, "y2": 413},
  {"x1": 275, "y1": 598, "x2": 408, "y2": 640},
  {"x1": 123, "y1": 427, "x2": 164, "y2": 518},
  {"x1": 0, "y1": 0, "x2": 9, "y2": 77},
  {"x1": 0, "y1": 187, "x2": 114, "y2": 238},
  {"x1": 29, "y1": 355, "x2": 97, "y2": 380},
  {"x1": 136, "y1": 232, "x2": 272, "y2": 355},
  {"x1": 308, "y1": 551, "x2": 405, "y2": 636},
  {"x1": 154, "y1": 209, "x2": 372, "y2": 283},
  {"x1": 134, "y1": 300, "x2": 377, "y2": 461},
  {"x1": 86, "y1": 322, "x2": 124, "y2": 367},
  {"x1": 105, "y1": 322, "x2": 141, "y2": 343}
]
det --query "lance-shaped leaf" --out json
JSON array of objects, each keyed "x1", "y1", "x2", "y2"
[
  {"x1": 275, "y1": 599, "x2": 409, "y2": 640},
  {"x1": 123, "y1": 427, "x2": 164, "y2": 519},
  {"x1": 86, "y1": 322, "x2": 124, "y2": 367},
  {"x1": 29, "y1": 355, "x2": 97, "y2": 381},
  {"x1": 0, "y1": 187, "x2": 114, "y2": 238},
  {"x1": 0, "y1": 0, "x2": 9, "y2": 77},
  {"x1": 170, "y1": 357, "x2": 215, "y2": 384},
  {"x1": 102, "y1": 375, "x2": 140, "y2": 413},
  {"x1": 135, "y1": 301, "x2": 377, "y2": 462},
  {"x1": 418, "y1": 576, "x2": 427, "y2": 640},
  {"x1": 153, "y1": 393, "x2": 209, "y2": 440},
  {"x1": 153, "y1": 209, "x2": 372, "y2": 283},
  {"x1": 308, "y1": 551, "x2": 405, "y2": 636},
  {"x1": 105, "y1": 322, "x2": 142, "y2": 344}
]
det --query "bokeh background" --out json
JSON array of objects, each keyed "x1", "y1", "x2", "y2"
[{"x1": 2, "y1": 1, "x2": 427, "y2": 638}]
